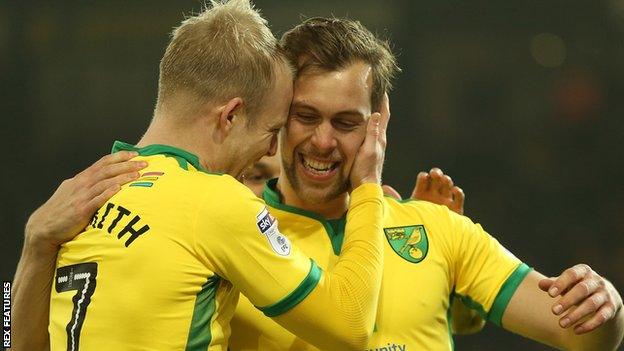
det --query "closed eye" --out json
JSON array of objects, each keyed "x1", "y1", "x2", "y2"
[
  {"x1": 293, "y1": 113, "x2": 319, "y2": 124},
  {"x1": 332, "y1": 119, "x2": 360, "y2": 131}
]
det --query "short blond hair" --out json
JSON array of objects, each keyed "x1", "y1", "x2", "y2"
[
  {"x1": 281, "y1": 17, "x2": 400, "y2": 112},
  {"x1": 157, "y1": 0, "x2": 284, "y2": 119}
]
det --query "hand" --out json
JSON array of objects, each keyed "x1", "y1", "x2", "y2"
[
  {"x1": 25, "y1": 151, "x2": 147, "y2": 252},
  {"x1": 411, "y1": 167, "x2": 464, "y2": 215},
  {"x1": 382, "y1": 168, "x2": 465, "y2": 215},
  {"x1": 539, "y1": 264, "x2": 623, "y2": 334},
  {"x1": 350, "y1": 93, "x2": 390, "y2": 188}
]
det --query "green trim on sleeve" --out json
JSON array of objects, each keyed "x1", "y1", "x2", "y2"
[
  {"x1": 257, "y1": 259, "x2": 322, "y2": 317},
  {"x1": 455, "y1": 293, "x2": 488, "y2": 320},
  {"x1": 112, "y1": 140, "x2": 221, "y2": 173},
  {"x1": 488, "y1": 263, "x2": 532, "y2": 327},
  {"x1": 185, "y1": 275, "x2": 220, "y2": 351},
  {"x1": 263, "y1": 179, "x2": 346, "y2": 255}
]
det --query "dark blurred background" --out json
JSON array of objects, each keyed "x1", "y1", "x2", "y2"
[{"x1": 1, "y1": 1, "x2": 623, "y2": 350}]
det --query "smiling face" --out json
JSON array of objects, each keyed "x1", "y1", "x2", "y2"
[{"x1": 280, "y1": 61, "x2": 373, "y2": 204}]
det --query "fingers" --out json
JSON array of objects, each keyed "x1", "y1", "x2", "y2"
[
  {"x1": 367, "y1": 112, "x2": 381, "y2": 138},
  {"x1": 382, "y1": 185, "x2": 402, "y2": 200},
  {"x1": 538, "y1": 277, "x2": 555, "y2": 292},
  {"x1": 85, "y1": 184, "x2": 122, "y2": 216},
  {"x1": 88, "y1": 171, "x2": 141, "y2": 201},
  {"x1": 548, "y1": 264, "x2": 591, "y2": 297},
  {"x1": 379, "y1": 93, "x2": 390, "y2": 139},
  {"x1": 558, "y1": 290, "x2": 608, "y2": 328},
  {"x1": 101, "y1": 150, "x2": 139, "y2": 164},
  {"x1": 450, "y1": 186, "x2": 465, "y2": 215},
  {"x1": 77, "y1": 151, "x2": 141, "y2": 185},
  {"x1": 574, "y1": 303, "x2": 617, "y2": 334},
  {"x1": 429, "y1": 168, "x2": 453, "y2": 197},
  {"x1": 362, "y1": 112, "x2": 382, "y2": 155},
  {"x1": 411, "y1": 172, "x2": 430, "y2": 199},
  {"x1": 75, "y1": 154, "x2": 147, "y2": 214},
  {"x1": 350, "y1": 112, "x2": 383, "y2": 186},
  {"x1": 553, "y1": 276, "x2": 603, "y2": 315},
  {"x1": 411, "y1": 168, "x2": 465, "y2": 215},
  {"x1": 100, "y1": 160, "x2": 147, "y2": 179},
  {"x1": 545, "y1": 264, "x2": 622, "y2": 334}
]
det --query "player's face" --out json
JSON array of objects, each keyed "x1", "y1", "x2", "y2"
[
  {"x1": 241, "y1": 152, "x2": 281, "y2": 197},
  {"x1": 230, "y1": 62, "x2": 293, "y2": 179},
  {"x1": 281, "y1": 61, "x2": 373, "y2": 203}
]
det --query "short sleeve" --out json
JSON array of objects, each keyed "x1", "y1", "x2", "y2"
[
  {"x1": 193, "y1": 177, "x2": 321, "y2": 315},
  {"x1": 449, "y1": 211, "x2": 531, "y2": 326}
]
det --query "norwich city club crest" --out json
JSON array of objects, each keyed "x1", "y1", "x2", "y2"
[{"x1": 384, "y1": 225, "x2": 429, "y2": 263}]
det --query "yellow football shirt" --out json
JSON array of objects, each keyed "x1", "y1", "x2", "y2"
[
  {"x1": 229, "y1": 179, "x2": 531, "y2": 351},
  {"x1": 50, "y1": 142, "x2": 324, "y2": 351}
]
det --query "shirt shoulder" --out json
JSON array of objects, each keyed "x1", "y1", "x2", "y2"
[{"x1": 383, "y1": 196, "x2": 455, "y2": 227}]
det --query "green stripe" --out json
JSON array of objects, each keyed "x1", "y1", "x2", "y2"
[
  {"x1": 488, "y1": 263, "x2": 532, "y2": 327},
  {"x1": 258, "y1": 259, "x2": 322, "y2": 317},
  {"x1": 186, "y1": 276, "x2": 220, "y2": 351},
  {"x1": 129, "y1": 182, "x2": 153, "y2": 187}
]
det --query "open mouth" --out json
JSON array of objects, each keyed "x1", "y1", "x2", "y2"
[{"x1": 298, "y1": 153, "x2": 339, "y2": 180}]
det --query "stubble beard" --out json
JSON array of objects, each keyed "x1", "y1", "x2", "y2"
[{"x1": 282, "y1": 154, "x2": 350, "y2": 205}]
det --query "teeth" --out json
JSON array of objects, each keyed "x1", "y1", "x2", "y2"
[{"x1": 302, "y1": 156, "x2": 335, "y2": 173}]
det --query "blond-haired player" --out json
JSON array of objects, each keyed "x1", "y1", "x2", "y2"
[
  {"x1": 13, "y1": 7, "x2": 624, "y2": 351},
  {"x1": 11, "y1": 2, "x2": 390, "y2": 350}
]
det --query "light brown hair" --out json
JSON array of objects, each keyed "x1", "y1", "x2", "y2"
[
  {"x1": 156, "y1": 0, "x2": 286, "y2": 120},
  {"x1": 280, "y1": 17, "x2": 400, "y2": 112}
]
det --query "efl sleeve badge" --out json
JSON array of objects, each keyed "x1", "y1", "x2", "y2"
[{"x1": 256, "y1": 207, "x2": 291, "y2": 256}]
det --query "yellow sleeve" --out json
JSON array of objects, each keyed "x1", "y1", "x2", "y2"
[
  {"x1": 449, "y1": 210, "x2": 532, "y2": 327},
  {"x1": 196, "y1": 180, "x2": 385, "y2": 350},
  {"x1": 194, "y1": 177, "x2": 317, "y2": 308},
  {"x1": 272, "y1": 183, "x2": 385, "y2": 350}
]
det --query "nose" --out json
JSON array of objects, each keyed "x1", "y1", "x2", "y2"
[
  {"x1": 266, "y1": 134, "x2": 278, "y2": 156},
  {"x1": 310, "y1": 122, "x2": 337, "y2": 153}
]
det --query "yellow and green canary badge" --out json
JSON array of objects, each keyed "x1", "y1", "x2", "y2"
[{"x1": 384, "y1": 225, "x2": 429, "y2": 263}]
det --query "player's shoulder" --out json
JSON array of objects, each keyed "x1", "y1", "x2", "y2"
[
  {"x1": 383, "y1": 195, "x2": 453, "y2": 221},
  {"x1": 194, "y1": 173, "x2": 264, "y2": 210}
]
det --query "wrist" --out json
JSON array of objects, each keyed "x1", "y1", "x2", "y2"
[
  {"x1": 352, "y1": 175, "x2": 381, "y2": 188},
  {"x1": 24, "y1": 213, "x2": 60, "y2": 257}
]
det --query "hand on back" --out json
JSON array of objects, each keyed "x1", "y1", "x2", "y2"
[
  {"x1": 383, "y1": 167, "x2": 465, "y2": 215},
  {"x1": 26, "y1": 151, "x2": 147, "y2": 251}
]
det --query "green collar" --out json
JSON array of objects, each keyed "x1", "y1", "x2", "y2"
[
  {"x1": 112, "y1": 140, "x2": 206, "y2": 171},
  {"x1": 263, "y1": 178, "x2": 345, "y2": 255}
]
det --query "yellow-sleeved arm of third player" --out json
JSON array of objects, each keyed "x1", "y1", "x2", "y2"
[{"x1": 195, "y1": 178, "x2": 385, "y2": 350}]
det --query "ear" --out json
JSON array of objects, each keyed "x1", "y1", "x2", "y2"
[{"x1": 217, "y1": 97, "x2": 244, "y2": 136}]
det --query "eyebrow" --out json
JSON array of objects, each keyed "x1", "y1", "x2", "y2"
[{"x1": 291, "y1": 101, "x2": 365, "y2": 119}]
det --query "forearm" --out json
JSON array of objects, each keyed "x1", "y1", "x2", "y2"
[
  {"x1": 567, "y1": 307, "x2": 624, "y2": 351},
  {"x1": 504, "y1": 271, "x2": 624, "y2": 351},
  {"x1": 10, "y1": 223, "x2": 59, "y2": 351},
  {"x1": 329, "y1": 182, "x2": 385, "y2": 336},
  {"x1": 274, "y1": 183, "x2": 385, "y2": 350}
]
